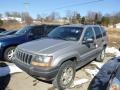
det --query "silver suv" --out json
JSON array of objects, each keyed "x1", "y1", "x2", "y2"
[{"x1": 13, "y1": 25, "x2": 108, "y2": 89}]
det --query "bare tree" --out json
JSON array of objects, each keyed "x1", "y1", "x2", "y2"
[
  {"x1": 86, "y1": 11, "x2": 102, "y2": 24},
  {"x1": 36, "y1": 14, "x2": 41, "y2": 20},
  {"x1": 36, "y1": 14, "x2": 45, "y2": 23},
  {"x1": 115, "y1": 12, "x2": 120, "y2": 23},
  {"x1": 5, "y1": 11, "x2": 21, "y2": 18},
  {"x1": 66, "y1": 10, "x2": 73, "y2": 24},
  {"x1": 5, "y1": 12, "x2": 11, "y2": 17},
  {"x1": 62, "y1": 17, "x2": 68, "y2": 24},
  {"x1": 110, "y1": 12, "x2": 120, "y2": 25},
  {"x1": 0, "y1": 13, "x2": 2, "y2": 18},
  {"x1": 81, "y1": 16, "x2": 85, "y2": 24},
  {"x1": 11, "y1": 12, "x2": 21, "y2": 17},
  {"x1": 71, "y1": 11, "x2": 81, "y2": 24},
  {"x1": 49, "y1": 12, "x2": 60, "y2": 21},
  {"x1": 86, "y1": 11, "x2": 96, "y2": 24},
  {"x1": 76, "y1": 13, "x2": 81, "y2": 23},
  {"x1": 21, "y1": 12, "x2": 33, "y2": 25},
  {"x1": 71, "y1": 11, "x2": 77, "y2": 24},
  {"x1": 101, "y1": 16, "x2": 110, "y2": 26},
  {"x1": 66, "y1": 10, "x2": 81, "y2": 24},
  {"x1": 94, "y1": 13, "x2": 102, "y2": 24},
  {"x1": 44, "y1": 12, "x2": 60, "y2": 23}
]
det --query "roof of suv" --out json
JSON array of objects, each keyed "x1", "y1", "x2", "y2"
[{"x1": 61, "y1": 24, "x2": 101, "y2": 28}]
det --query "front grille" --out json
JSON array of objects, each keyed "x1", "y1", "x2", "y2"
[{"x1": 15, "y1": 50, "x2": 33, "y2": 64}]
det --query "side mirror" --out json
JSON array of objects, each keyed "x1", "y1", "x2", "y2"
[{"x1": 83, "y1": 38, "x2": 94, "y2": 44}]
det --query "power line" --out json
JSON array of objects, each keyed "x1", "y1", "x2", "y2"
[{"x1": 52, "y1": 0, "x2": 104, "y2": 11}]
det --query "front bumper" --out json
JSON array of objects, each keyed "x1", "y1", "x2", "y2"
[{"x1": 13, "y1": 58, "x2": 59, "y2": 81}]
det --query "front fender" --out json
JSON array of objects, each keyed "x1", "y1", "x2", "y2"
[{"x1": 51, "y1": 51, "x2": 80, "y2": 67}]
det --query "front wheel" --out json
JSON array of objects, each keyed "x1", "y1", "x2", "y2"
[
  {"x1": 4, "y1": 46, "x2": 16, "y2": 62},
  {"x1": 53, "y1": 61, "x2": 76, "y2": 90}
]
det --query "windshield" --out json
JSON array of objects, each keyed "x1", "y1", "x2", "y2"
[
  {"x1": 15, "y1": 26, "x2": 30, "y2": 35},
  {"x1": 48, "y1": 26, "x2": 83, "y2": 41}
]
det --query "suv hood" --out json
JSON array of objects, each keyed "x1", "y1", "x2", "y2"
[{"x1": 18, "y1": 38, "x2": 75, "y2": 54}]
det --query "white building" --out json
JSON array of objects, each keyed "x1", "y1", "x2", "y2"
[
  {"x1": 1, "y1": 17, "x2": 22, "y2": 22},
  {"x1": 116, "y1": 23, "x2": 120, "y2": 29}
]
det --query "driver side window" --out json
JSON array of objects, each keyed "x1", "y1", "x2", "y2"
[{"x1": 83, "y1": 27, "x2": 95, "y2": 41}]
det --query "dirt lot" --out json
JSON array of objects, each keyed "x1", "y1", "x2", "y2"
[
  {"x1": 107, "y1": 28, "x2": 120, "y2": 48},
  {"x1": 0, "y1": 56, "x2": 111, "y2": 90}
]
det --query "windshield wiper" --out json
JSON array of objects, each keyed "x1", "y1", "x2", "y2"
[
  {"x1": 54, "y1": 36, "x2": 69, "y2": 41},
  {"x1": 46, "y1": 36, "x2": 71, "y2": 41},
  {"x1": 42, "y1": 36, "x2": 55, "y2": 39}
]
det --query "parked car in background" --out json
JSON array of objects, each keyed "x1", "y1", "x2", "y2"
[
  {"x1": 88, "y1": 49, "x2": 120, "y2": 90},
  {"x1": 0, "y1": 24, "x2": 59, "y2": 62},
  {"x1": 13, "y1": 24, "x2": 108, "y2": 89},
  {"x1": 108, "y1": 61, "x2": 120, "y2": 90},
  {"x1": 0, "y1": 28, "x2": 6, "y2": 33},
  {"x1": 0, "y1": 30, "x2": 17, "y2": 37}
]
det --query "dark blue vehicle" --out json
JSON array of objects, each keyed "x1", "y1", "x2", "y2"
[
  {"x1": 88, "y1": 49, "x2": 120, "y2": 90},
  {"x1": 0, "y1": 24, "x2": 59, "y2": 62}
]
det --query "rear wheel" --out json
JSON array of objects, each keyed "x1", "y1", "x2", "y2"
[
  {"x1": 96, "y1": 48, "x2": 106, "y2": 62},
  {"x1": 4, "y1": 46, "x2": 16, "y2": 62},
  {"x1": 53, "y1": 61, "x2": 76, "y2": 90}
]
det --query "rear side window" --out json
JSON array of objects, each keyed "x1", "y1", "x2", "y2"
[
  {"x1": 100, "y1": 27, "x2": 106, "y2": 36},
  {"x1": 93, "y1": 27, "x2": 102, "y2": 39}
]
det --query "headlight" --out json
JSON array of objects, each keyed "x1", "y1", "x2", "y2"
[
  {"x1": 31, "y1": 55, "x2": 53, "y2": 67},
  {"x1": 0, "y1": 42, "x2": 2, "y2": 48}
]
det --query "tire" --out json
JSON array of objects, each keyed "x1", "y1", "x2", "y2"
[
  {"x1": 4, "y1": 46, "x2": 16, "y2": 62},
  {"x1": 53, "y1": 61, "x2": 76, "y2": 90},
  {"x1": 96, "y1": 48, "x2": 106, "y2": 62}
]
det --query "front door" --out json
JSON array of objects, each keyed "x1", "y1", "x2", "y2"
[{"x1": 79, "y1": 27, "x2": 96, "y2": 64}]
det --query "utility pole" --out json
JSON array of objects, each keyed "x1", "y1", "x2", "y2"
[
  {"x1": 23, "y1": 2, "x2": 30, "y2": 25},
  {"x1": 24, "y1": 2, "x2": 30, "y2": 13}
]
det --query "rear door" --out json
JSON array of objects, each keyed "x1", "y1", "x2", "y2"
[
  {"x1": 93, "y1": 26, "x2": 103, "y2": 53},
  {"x1": 100, "y1": 27, "x2": 108, "y2": 45}
]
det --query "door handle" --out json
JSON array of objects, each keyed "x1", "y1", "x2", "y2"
[
  {"x1": 93, "y1": 43, "x2": 96, "y2": 46},
  {"x1": 93, "y1": 43, "x2": 98, "y2": 48}
]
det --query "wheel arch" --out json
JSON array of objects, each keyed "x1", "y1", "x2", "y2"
[
  {"x1": 2, "y1": 44, "x2": 18, "y2": 58},
  {"x1": 53, "y1": 56, "x2": 78, "y2": 69}
]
